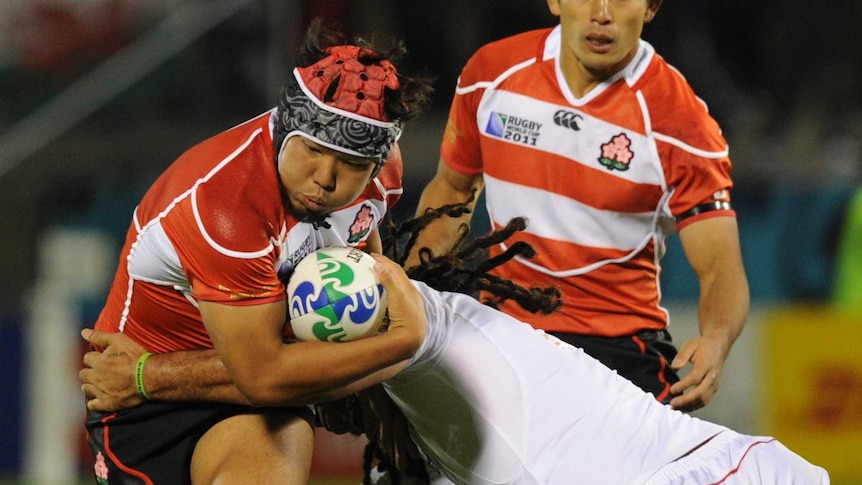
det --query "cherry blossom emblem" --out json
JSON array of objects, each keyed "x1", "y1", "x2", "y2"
[
  {"x1": 347, "y1": 204, "x2": 374, "y2": 244},
  {"x1": 598, "y1": 133, "x2": 634, "y2": 171},
  {"x1": 94, "y1": 451, "x2": 109, "y2": 484}
]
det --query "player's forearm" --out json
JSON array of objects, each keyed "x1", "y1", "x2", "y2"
[
  {"x1": 145, "y1": 349, "x2": 250, "y2": 405},
  {"x1": 244, "y1": 330, "x2": 419, "y2": 407},
  {"x1": 298, "y1": 363, "x2": 404, "y2": 404},
  {"x1": 408, "y1": 176, "x2": 480, "y2": 267},
  {"x1": 697, "y1": 266, "x2": 750, "y2": 356},
  {"x1": 679, "y1": 217, "x2": 749, "y2": 357}
]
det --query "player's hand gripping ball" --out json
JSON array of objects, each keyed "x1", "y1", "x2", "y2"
[{"x1": 287, "y1": 247, "x2": 387, "y2": 342}]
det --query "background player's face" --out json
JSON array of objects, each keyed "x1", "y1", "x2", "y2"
[
  {"x1": 278, "y1": 136, "x2": 376, "y2": 219},
  {"x1": 548, "y1": 0, "x2": 660, "y2": 80}
]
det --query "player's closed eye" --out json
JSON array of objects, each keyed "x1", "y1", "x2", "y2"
[
  {"x1": 303, "y1": 141, "x2": 322, "y2": 154},
  {"x1": 340, "y1": 158, "x2": 375, "y2": 172}
]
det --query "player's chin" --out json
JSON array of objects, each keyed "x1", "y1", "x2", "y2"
[{"x1": 287, "y1": 204, "x2": 332, "y2": 222}]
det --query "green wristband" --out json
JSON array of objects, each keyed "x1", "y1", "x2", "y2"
[{"x1": 135, "y1": 352, "x2": 153, "y2": 401}]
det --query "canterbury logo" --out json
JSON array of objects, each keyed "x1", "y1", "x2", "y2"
[{"x1": 553, "y1": 110, "x2": 583, "y2": 131}]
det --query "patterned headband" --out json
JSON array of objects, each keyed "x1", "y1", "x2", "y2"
[{"x1": 275, "y1": 46, "x2": 403, "y2": 164}]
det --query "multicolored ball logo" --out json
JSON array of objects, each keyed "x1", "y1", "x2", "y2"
[{"x1": 286, "y1": 247, "x2": 387, "y2": 342}]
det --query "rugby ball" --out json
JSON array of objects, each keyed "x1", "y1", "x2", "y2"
[{"x1": 286, "y1": 247, "x2": 387, "y2": 342}]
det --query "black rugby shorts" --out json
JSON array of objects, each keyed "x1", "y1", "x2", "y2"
[
  {"x1": 549, "y1": 329, "x2": 680, "y2": 404},
  {"x1": 85, "y1": 401, "x2": 314, "y2": 484}
]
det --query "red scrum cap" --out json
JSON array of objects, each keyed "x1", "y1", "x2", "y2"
[
  {"x1": 274, "y1": 45, "x2": 403, "y2": 170},
  {"x1": 295, "y1": 45, "x2": 401, "y2": 122}
]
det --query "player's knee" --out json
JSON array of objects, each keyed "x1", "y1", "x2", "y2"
[{"x1": 191, "y1": 411, "x2": 314, "y2": 484}]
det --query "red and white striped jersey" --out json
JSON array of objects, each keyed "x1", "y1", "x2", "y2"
[
  {"x1": 441, "y1": 26, "x2": 734, "y2": 336},
  {"x1": 95, "y1": 110, "x2": 403, "y2": 352}
]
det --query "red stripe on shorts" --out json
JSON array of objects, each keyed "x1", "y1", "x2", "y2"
[
  {"x1": 101, "y1": 413, "x2": 156, "y2": 485},
  {"x1": 708, "y1": 438, "x2": 777, "y2": 484},
  {"x1": 632, "y1": 335, "x2": 672, "y2": 402}
]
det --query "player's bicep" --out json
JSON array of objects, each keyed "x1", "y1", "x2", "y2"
[
  {"x1": 678, "y1": 216, "x2": 744, "y2": 278},
  {"x1": 199, "y1": 300, "x2": 286, "y2": 394}
]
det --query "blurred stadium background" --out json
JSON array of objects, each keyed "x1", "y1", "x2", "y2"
[{"x1": 0, "y1": 0, "x2": 860, "y2": 483}]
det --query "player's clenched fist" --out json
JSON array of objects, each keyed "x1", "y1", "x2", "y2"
[{"x1": 79, "y1": 328, "x2": 148, "y2": 412}]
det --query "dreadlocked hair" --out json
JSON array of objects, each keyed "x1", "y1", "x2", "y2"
[
  {"x1": 361, "y1": 440, "x2": 429, "y2": 485},
  {"x1": 354, "y1": 194, "x2": 561, "y2": 484},
  {"x1": 382, "y1": 190, "x2": 562, "y2": 315}
]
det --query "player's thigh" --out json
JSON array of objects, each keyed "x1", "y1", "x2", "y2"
[{"x1": 190, "y1": 408, "x2": 315, "y2": 484}]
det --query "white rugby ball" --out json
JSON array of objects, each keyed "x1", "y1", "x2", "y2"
[{"x1": 286, "y1": 247, "x2": 387, "y2": 342}]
